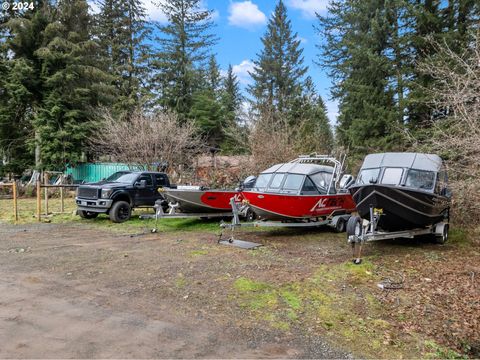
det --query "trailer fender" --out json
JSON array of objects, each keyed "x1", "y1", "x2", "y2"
[
  {"x1": 330, "y1": 214, "x2": 351, "y2": 233},
  {"x1": 434, "y1": 222, "x2": 449, "y2": 244}
]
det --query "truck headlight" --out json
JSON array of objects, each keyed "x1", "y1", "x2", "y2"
[{"x1": 101, "y1": 189, "x2": 112, "y2": 199}]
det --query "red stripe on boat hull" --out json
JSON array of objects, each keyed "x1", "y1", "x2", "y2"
[{"x1": 242, "y1": 191, "x2": 356, "y2": 220}]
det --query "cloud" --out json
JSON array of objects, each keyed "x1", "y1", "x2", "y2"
[
  {"x1": 232, "y1": 60, "x2": 255, "y2": 85},
  {"x1": 228, "y1": 1, "x2": 267, "y2": 29},
  {"x1": 143, "y1": 0, "x2": 168, "y2": 23},
  {"x1": 287, "y1": 0, "x2": 328, "y2": 18}
]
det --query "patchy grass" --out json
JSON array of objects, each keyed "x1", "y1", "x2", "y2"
[
  {"x1": 231, "y1": 260, "x2": 426, "y2": 358},
  {"x1": 0, "y1": 197, "x2": 221, "y2": 233}
]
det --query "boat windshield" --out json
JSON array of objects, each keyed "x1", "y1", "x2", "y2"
[
  {"x1": 310, "y1": 172, "x2": 332, "y2": 193},
  {"x1": 381, "y1": 168, "x2": 403, "y2": 185},
  {"x1": 282, "y1": 174, "x2": 304, "y2": 192},
  {"x1": 268, "y1": 173, "x2": 285, "y2": 190},
  {"x1": 405, "y1": 169, "x2": 435, "y2": 190},
  {"x1": 357, "y1": 168, "x2": 380, "y2": 184},
  {"x1": 254, "y1": 173, "x2": 272, "y2": 190}
]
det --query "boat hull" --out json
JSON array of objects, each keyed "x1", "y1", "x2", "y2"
[
  {"x1": 349, "y1": 184, "x2": 450, "y2": 231},
  {"x1": 241, "y1": 191, "x2": 356, "y2": 221},
  {"x1": 164, "y1": 189, "x2": 241, "y2": 213}
]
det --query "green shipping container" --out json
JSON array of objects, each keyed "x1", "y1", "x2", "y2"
[{"x1": 65, "y1": 163, "x2": 144, "y2": 183}]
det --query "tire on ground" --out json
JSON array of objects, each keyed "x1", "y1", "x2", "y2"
[
  {"x1": 78, "y1": 210, "x2": 99, "y2": 219},
  {"x1": 346, "y1": 215, "x2": 362, "y2": 236},
  {"x1": 435, "y1": 223, "x2": 449, "y2": 244},
  {"x1": 109, "y1": 201, "x2": 132, "y2": 223}
]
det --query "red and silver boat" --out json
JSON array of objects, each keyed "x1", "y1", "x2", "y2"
[
  {"x1": 163, "y1": 186, "x2": 243, "y2": 213},
  {"x1": 241, "y1": 155, "x2": 356, "y2": 221}
]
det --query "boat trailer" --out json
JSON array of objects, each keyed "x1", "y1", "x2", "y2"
[
  {"x1": 139, "y1": 200, "x2": 235, "y2": 233},
  {"x1": 218, "y1": 198, "x2": 351, "y2": 249},
  {"x1": 347, "y1": 206, "x2": 449, "y2": 264}
]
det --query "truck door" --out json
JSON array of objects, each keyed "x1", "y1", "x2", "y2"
[{"x1": 134, "y1": 174, "x2": 156, "y2": 206}]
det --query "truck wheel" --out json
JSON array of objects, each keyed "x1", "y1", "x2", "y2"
[
  {"x1": 109, "y1": 201, "x2": 131, "y2": 223},
  {"x1": 78, "y1": 210, "x2": 98, "y2": 219},
  {"x1": 346, "y1": 216, "x2": 362, "y2": 236}
]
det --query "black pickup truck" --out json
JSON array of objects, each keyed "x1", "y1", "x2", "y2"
[{"x1": 75, "y1": 171, "x2": 170, "y2": 223}]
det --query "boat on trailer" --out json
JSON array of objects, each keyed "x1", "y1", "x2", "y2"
[
  {"x1": 346, "y1": 152, "x2": 452, "y2": 263},
  {"x1": 163, "y1": 186, "x2": 242, "y2": 214},
  {"x1": 241, "y1": 155, "x2": 356, "y2": 226},
  {"x1": 218, "y1": 154, "x2": 357, "y2": 248}
]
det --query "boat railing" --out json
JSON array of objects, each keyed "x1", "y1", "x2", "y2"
[{"x1": 291, "y1": 154, "x2": 346, "y2": 193}]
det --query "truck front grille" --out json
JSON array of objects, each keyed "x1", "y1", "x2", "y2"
[{"x1": 77, "y1": 187, "x2": 98, "y2": 199}]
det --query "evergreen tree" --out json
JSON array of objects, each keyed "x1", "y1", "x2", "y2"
[
  {"x1": 206, "y1": 54, "x2": 221, "y2": 93},
  {"x1": 152, "y1": 0, "x2": 217, "y2": 120},
  {"x1": 316, "y1": 0, "x2": 400, "y2": 152},
  {"x1": 220, "y1": 64, "x2": 244, "y2": 153},
  {"x1": 296, "y1": 78, "x2": 334, "y2": 154},
  {"x1": 0, "y1": 1, "x2": 52, "y2": 172},
  {"x1": 95, "y1": 0, "x2": 152, "y2": 116},
  {"x1": 34, "y1": 0, "x2": 113, "y2": 169},
  {"x1": 248, "y1": 0, "x2": 307, "y2": 120}
]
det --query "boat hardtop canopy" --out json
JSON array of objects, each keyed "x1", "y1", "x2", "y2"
[
  {"x1": 356, "y1": 152, "x2": 447, "y2": 194},
  {"x1": 260, "y1": 163, "x2": 334, "y2": 176},
  {"x1": 361, "y1": 152, "x2": 443, "y2": 172},
  {"x1": 253, "y1": 154, "x2": 344, "y2": 195}
]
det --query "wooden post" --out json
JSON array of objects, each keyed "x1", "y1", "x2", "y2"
[
  {"x1": 12, "y1": 181, "x2": 18, "y2": 222},
  {"x1": 44, "y1": 172, "x2": 48, "y2": 216},
  {"x1": 36, "y1": 180, "x2": 41, "y2": 222},
  {"x1": 60, "y1": 186, "x2": 64, "y2": 213}
]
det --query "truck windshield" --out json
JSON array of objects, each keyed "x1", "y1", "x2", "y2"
[{"x1": 106, "y1": 172, "x2": 138, "y2": 183}]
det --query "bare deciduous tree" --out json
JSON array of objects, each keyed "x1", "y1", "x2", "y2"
[
  {"x1": 416, "y1": 35, "x2": 480, "y2": 225},
  {"x1": 247, "y1": 113, "x2": 299, "y2": 174},
  {"x1": 91, "y1": 110, "x2": 204, "y2": 180}
]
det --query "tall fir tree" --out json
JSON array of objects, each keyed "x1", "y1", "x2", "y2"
[
  {"x1": 248, "y1": 0, "x2": 307, "y2": 121},
  {"x1": 0, "y1": 1, "x2": 52, "y2": 172},
  {"x1": 152, "y1": 0, "x2": 217, "y2": 121},
  {"x1": 34, "y1": 0, "x2": 113, "y2": 169},
  {"x1": 295, "y1": 78, "x2": 334, "y2": 154},
  {"x1": 220, "y1": 64, "x2": 244, "y2": 153},
  {"x1": 316, "y1": 0, "x2": 400, "y2": 152},
  {"x1": 95, "y1": 0, "x2": 152, "y2": 116}
]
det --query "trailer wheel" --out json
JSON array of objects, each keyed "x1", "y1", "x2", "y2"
[
  {"x1": 109, "y1": 201, "x2": 132, "y2": 223},
  {"x1": 78, "y1": 210, "x2": 98, "y2": 219},
  {"x1": 435, "y1": 223, "x2": 449, "y2": 244},
  {"x1": 245, "y1": 208, "x2": 256, "y2": 222},
  {"x1": 346, "y1": 216, "x2": 362, "y2": 236},
  {"x1": 334, "y1": 217, "x2": 346, "y2": 233}
]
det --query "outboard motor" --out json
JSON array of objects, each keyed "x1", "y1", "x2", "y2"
[
  {"x1": 237, "y1": 175, "x2": 256, "y2": 191},
  {"x1": 339, "y1": 174, "x2": 355, "y2": 192}
]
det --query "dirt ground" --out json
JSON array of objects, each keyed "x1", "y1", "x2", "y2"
[
  {"x1": 0, "y1": 223, "x2": 351, "y2": 359},
  {"x1": 0, "y1": 220, "x2": 479, "y2": 358}
]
